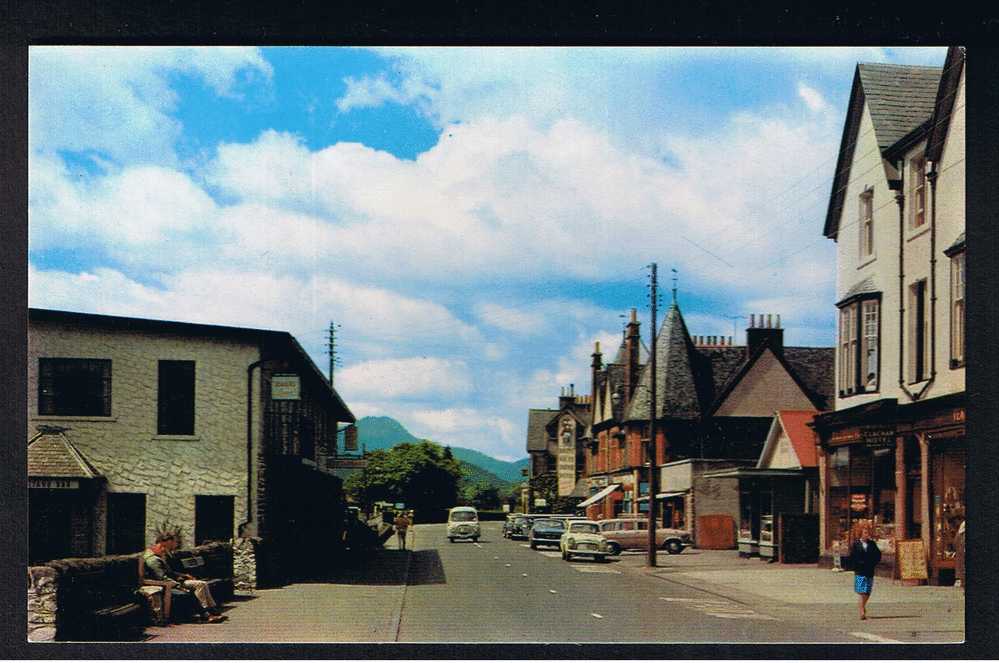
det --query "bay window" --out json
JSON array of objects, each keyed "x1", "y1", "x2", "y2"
[{"x1": 838, "y1": 295, "x2": 881, "y2": 396}]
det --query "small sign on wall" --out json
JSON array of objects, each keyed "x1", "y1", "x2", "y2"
[
  {"x1": 271, "y1": 374, "x2": 301, "y2": 400},
  {"x1": 29, "y1": 478, "x2": 79, "y2": 490}
]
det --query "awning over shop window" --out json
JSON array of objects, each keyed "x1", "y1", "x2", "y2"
[
  {"x1": 636, "y1": 491, "x2": 687, "y2": 502},
  {"x1": 577, "y1": 483, "x2": 620, "y2": 508}
]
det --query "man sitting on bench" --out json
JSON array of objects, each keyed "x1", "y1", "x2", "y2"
[{"x1": 143, "y1": 533, "x2": 224, "y2": 623}]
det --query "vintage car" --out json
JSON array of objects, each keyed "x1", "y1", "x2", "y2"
[
  {"x1": 508, "y1": 515, "x2": 535, "y2": 540},
  {"x1": 559, "y1": 520, "x2": 612, "y2": 561},
  {"x1": 597, "y1": 517, "x2": 693, "y2": 555},
  {"x1": 528, "y1": 517, "x2": 568, "y2": 549},
  {"x1": 446, "y1": 506, "x2": 481, "y2": 542},
  {"x1": 502, "y1": 513, "x2": 524, "y2": 538}
]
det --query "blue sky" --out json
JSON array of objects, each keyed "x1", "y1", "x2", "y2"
[{"x1": 28, "y1": 46, "x2": 947, "y2": 461}]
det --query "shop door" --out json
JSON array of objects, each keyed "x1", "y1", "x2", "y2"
[
  {"x1": 106, "y1": 493, "x2": 146, "y2": 554},
  {"x1": 29, "y1": 490, "x2": 73, "y2": 564},
  {"x1": 195, "y1": 495, "x2": 235, "y2": 545}
]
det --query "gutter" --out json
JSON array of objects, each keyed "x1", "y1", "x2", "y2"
[{"x1": 246, "y1": 359, "x2": 264, "y2": 528}]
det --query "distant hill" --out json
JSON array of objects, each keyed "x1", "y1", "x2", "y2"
[{"x1": 351, "y1": 415, "x2": 530, "y2": 485}]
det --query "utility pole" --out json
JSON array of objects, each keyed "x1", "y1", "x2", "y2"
[
  {"x1": 647, "y1": 263, "x2": 658, "y2": 568},
  {"x1": 326, "y1": 322, "x2": 341, "y2": 385}
]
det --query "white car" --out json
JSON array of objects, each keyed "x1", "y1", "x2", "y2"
[
  {"x1": 559, "y1": 520, "x2": 612, "y2": 562},
  {"x1": 446, "y1": 506, "x2": 481, "y2": 542}
]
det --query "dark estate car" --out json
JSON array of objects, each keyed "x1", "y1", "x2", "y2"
[
  {"x1": 528, "y1": 518, "x2": 567, "y2": 549},
  {"x1": 508, "y1": 515, "x2": 535, "y2": 540}
]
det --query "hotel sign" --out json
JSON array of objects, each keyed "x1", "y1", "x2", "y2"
[
  {"x1": 829, "y1": 425, "x2": 895, "y2": 447},
  {"x1": 271, "y1": 374, "x2": 301, "y2": 400},
  {"x1": 29, "y1": 478, "x2": 79, "y2": 490}
]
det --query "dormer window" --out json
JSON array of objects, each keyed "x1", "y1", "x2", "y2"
[
  {"x1": 838, "y1": 295, "x2": 881, "y2": 396},
  {"x1": 859, "y1": 189, "x2": 874, "y2": 259},
  {"x1": 910, "y1": 156, "x2": 926, "y2": 229}
]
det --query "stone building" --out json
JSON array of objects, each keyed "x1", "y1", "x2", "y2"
[
  {"x1": 811, "y1": 48, "x2": 965, "y2": 584},
  {"x1": 525, "y1": 385, "x2": 592, "y2": 507},
  {"x1": 27, "y1": 308, "x2": 354, "y2": 583}
]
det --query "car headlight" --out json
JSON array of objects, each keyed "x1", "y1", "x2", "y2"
[
  {"x1": 600, "y1": 541, "x2": 609, "y2": 551},
  {"x1": 567, "y1": 538, "x2": 575, "y2": 548}
]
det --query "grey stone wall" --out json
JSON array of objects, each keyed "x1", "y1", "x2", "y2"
[
  {"x1": 232, "y1": 536, "x2": 259, "y2": 592},
  {"x1": 27, "y1": 566, "x2": 58, "y2": 642},
  {"x1": 28, "y1": 322, "x2": 259, "y2": 553}
]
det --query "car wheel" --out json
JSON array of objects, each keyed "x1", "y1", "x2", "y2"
[
  {"x1": 529, "y1": 541, "x2": 537, "y2": 549},
  {"x1": 606, "y1": 541, "x2": 621, "y2": 556},
  {"x1": 472, "y1": 537, "x2": 479, "y2": 543},
  {"x1": 449, "y1": 537, "x2": 455, "y2": 543},
  {"x1": 665, "y1": 540, "x2": 683, "y2": 555},
  {"x1": 561, "y1": 548, "x2": 568, "y2": 561},
  {"x1": 598, "y1": 555, "x2": 610, "y2": 563}
]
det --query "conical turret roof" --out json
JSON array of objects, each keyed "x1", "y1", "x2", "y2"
[{"x1": 624, "y1": 304, "x2": 700, "y2": 422}]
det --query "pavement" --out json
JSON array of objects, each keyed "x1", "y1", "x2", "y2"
[{"x1": 142, "y1": 522, "x2": 964, "y2": 644}]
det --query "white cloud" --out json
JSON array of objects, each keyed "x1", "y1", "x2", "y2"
[
  {"x1": 29, "y1": 46, "x2": 271, "y2": 164},
  {"x1": 404, "y1": 408, "x2": 522, "y2": 461},
  {"x1": 797, "y1": 82, "x2": 830, "y2": 113},
  {"x1": 336, "y1": 358, "x2": 472, "y2": 400}
]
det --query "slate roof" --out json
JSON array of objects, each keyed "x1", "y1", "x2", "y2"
[
  {"x1": 823, "y1": 62, "x2": 943, "y2": 239},
  {"x1": 611, "y1": 334, "x2": 650, "y2": 364},
  {"x1": 926, "y1": 47, "x2": 965, "y2": 163},
  {"x1": 526, "y1": 409, "x2": 558, "y2": 452},
  {"x1": 621, "y1": 304, "x2": 835, "y2": 422},
  {"x1": 28, "y1": 427, "x2": 103, "y2": 479},
  {"x1": 838, "y1": 276, "x2": 880, "y2": 305},
  {"x1": 858, "y1": 63, "x2": 943, "y2": 151},
  {"x1": 944, "y1": 231, "x2": 965, "y2": 257}
]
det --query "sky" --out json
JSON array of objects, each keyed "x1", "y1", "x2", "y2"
[{"x1": 27, "y1": 46, "x2": 947, "y2": 461}]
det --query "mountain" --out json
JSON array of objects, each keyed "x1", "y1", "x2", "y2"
[{"x1": 351, "y1": 416, "x2": 530, "y2": 484}]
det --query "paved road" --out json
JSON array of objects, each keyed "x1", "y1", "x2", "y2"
[
  {"x1": 398, "y1": 521, "x2": 858, "y2": 643},
  {"x1": 146, "y1": 521, "x2": 962, "y2": 644}
]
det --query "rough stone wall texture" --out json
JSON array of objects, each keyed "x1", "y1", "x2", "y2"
[
  {"x1": 27, "y1": 566, "x2": 58, "y2": 642},
  {"x1": 28, "y1": 321, "x2": 259, "y2": 554},
  {"x1": 232, "y1": 536, "x2": 259, "y2": 592}
]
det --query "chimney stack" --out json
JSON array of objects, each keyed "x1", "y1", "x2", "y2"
[
  {"x1": 624, "y1": 307, "x2": 641, "y2": 403},
  {"x1": 745, "y1": 312, "x2": 784, "y2": 358}
]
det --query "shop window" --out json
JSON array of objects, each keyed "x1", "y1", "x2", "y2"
[
  {"x1": 195, "y1": 495, "x2": 234, "y2": 545},
  {"x1": 158, "y1": 360, "x2": 195, "y2": 435},
  {"x1": 106, "y1": 493, "x2": 146, "y2": 555},
  {"x1": 951, "y1": 252, "x2": 965, "y2": 367},
  {"x1": 933, "y1": 447, "x2": 966, "y2": 562},
  {"x1": 38, "y1": 358, "x2": 112, "y2": 416}
]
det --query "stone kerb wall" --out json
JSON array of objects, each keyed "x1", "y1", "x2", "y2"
[
  {"x1": 232, "y1": 536, "x2": 260, "y2": 592},
  {"x1": 27, "y1": 566, "x2": 59, "y2": 642}
]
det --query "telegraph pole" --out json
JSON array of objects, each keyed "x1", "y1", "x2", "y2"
[
  {"x1": 326, "y1": 322, "x2": 341, "y2": 385},
  {"x1": 647, "y1": 263, "x2": 658, "y2": 568}
]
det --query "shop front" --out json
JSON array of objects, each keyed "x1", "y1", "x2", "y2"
[{"x1": 813, "y1": 395, "x2": 965, "y2": 584}]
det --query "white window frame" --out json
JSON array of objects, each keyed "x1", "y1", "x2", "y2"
[
  {"x1": 859, "y1": 189, "x2": 874, "y2": 260},
  {"x1": 951, "y1": 252, "x2": 965, "y2": 366},
  {"x1": 861, "y1": 300, "x2": 880, "y2": 392},
  {"x1": 910, "y1": 156, "x2": 926, "y2": 229}
]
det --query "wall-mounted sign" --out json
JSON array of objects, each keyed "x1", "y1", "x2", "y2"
[
  {"x1": 29, "y1": 478, "x2": 79, "y2": 490},
  {"x1": 344, "y1": 425, "x2": 358, "y2": 451},
  {"x1": 534, "y1": 498, "x2": 547, "y2": 507},
  {"x1": 271, "y1": 374, "x2": 301, "y2": 400}
]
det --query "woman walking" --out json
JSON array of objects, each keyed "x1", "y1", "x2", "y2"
[{"x1": 849, "y1": 523, "x2": 881, "y2": 620}]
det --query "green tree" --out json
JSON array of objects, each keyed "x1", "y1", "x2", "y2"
[
  {"x1": 527, "y1": 472, "x2": 581, "y2": 514},
  {"x1": 345, "y1": 440, "x2": 462, "y2": 515}
]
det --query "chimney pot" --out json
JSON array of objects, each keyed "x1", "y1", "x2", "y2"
[
  {"x1": 767, "y1": 314, "x2": 773, "y2": 328},
  {"x1": 595, "y1": 341, "x2": 601, "y2": 353},
  {"x1": 776, "y1": 314, "x2": 781, "y2": 329},
  {"x1": 630, "y1": 308, "x2": 637, "y2": 323},
  {"x1": 729, "y1": 336, "x2": 733, "y2": 345},
  {"x1": 749, "y1": 314, "x2": 755, "y2": 328},
  {"x1": 570, "y1": 383, "x2": 574, "y2": 396}
]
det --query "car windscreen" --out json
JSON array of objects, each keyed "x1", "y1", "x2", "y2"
[
  {"x1": 569, "y1": 523, "x2": 599, "y2": 534},
  {"x1": 532, "y1": 519, "x2": 562, "y2": 529},
  {"x1": 450, "y1": 511, "x2": 477, "y2": 522}
]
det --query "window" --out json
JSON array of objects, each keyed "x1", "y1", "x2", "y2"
[
  {"x1": 909, "y1": 280, "x2": 928, "y2": 382},
  {"x1": 910, "y1": 156, "x2": 926, "y2": 228},
  {"x1": 158, "y1": 360, "x2": 195, "y2": 435},
  {"x1": 195, "y1": 495, "x2": 234, "y2": 545},
  {"x1": 38, "y1": 358, "x2": 111, "y2": 416},
  {"x1": 951, "y1": 252, "x2": 965, "y2": 366},
  {"x1": 859, "y1": 190, "x2": 874, "y2": 259},
  {"x1": 106, "y1": 493, "x2": 146, "y2": 555},
  {"x1": 838, "y1": 296, "x2": 880, "y2": 396}
]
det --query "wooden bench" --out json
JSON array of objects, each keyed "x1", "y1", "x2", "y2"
[
  {"x1": 137, "y1": 544, "x2": 234, "y2": 622},
  {"x1": 57, "y1": 559, "x2": 145, "y2": 640}
]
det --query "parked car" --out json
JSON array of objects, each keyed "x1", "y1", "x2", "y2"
[
  {"x1": 502, "y1": 513, "x2": 524, "y2": 538},
  {"x1": 528, "y1": 518, "x2": 568, "y2": 549},
  {"x1": 508, "y1": 515, "x2": 535, "y2": 540},
  {"x1": 447, "y1": 506, "x2": 480, "y2": 542},
  {"x1": 559, "y1": 520, "x2": 612, "y2": 562},
  {"x1": 597, "y1": 517, "x2": 692, "y2": 555}
]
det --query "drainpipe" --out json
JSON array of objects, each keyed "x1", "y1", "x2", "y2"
[{"x1": 246, "y1": 360, "x2": 264, "y2": 527}]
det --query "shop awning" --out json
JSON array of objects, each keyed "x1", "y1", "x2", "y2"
[
  {"x1": 702, "y1": 468, "x2": 804, "y2": 479},
  {"x1": 636, "y1": 491, "x2": 687, "y2": 502},
  {"x1": 577, "y1": 483, "x2": 620, "y2": 508}
]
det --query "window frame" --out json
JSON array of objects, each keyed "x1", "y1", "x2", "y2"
[
  {"x1": 910, "y1": 156, "x2": 926, "y2": 229},
  {"x1": 858, "y1": 189, "x2": 875, "y2": 260},
  {"x1": 908, "y1": 279, "x2": 929, "y2": 384},
  {"x1": 838, "y1": 294, "x2": 881, "y2": 398},
  {"x1": 157, "y1": 359, "x2": 196, "y2": 435},
  {"x1": 37, "y1": 357, "x2": 112, "y2": 417},
  {"x1": 950, "y1": 251, "x2": 966, "y2": 368}
]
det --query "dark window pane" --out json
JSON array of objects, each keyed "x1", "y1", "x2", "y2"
[
  {"x1": 106, "y1": 493, "x2": 146, "y2": 554},
  {"x1": 158, "y1": 360, "x2": 195, "y2": 435},
  {"x1": 195, "y1": 495, "x2": 234, "y2": 545},
  {"x1": 38, "y1": 358, "x2": 111, "y2": 416}
]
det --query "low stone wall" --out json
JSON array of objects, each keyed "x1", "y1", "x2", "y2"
[
  {"x1": 232, "y1": 537, "x2": 259, "y2": 592},
  {"x1": 27, "y1": 566, "x2": 59, "y2": 642}
]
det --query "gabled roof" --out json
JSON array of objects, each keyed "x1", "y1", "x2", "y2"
[
  {"x1": 29, "y1": 308, "x2": 355, "y2": 423},
  {"x1": 28, "y1": 427, "x2": 103, "y2": 479},
  {"x1": 823, "y1": 62, "x2": 943, "y2": 239},
  {"x1": 758, "y1": 410, "x2": 820, "y2": 469},
  {"x1": 926, "y1": 47, "x2": 965, "y2": 163},
  {"x1": 624, "y1": 305, "x2": 700, "y2": 421},
  {"x1": 526, "y1": 408, "x2": 558, "y2": 452}
]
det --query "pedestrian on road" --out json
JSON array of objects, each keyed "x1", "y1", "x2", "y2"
[
  {"x1": 849, "y1": 522, "x2": 881, "y2": 620},
  {"x1": 394, "y1": 512, "x2": 412, "y2": 551}
]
